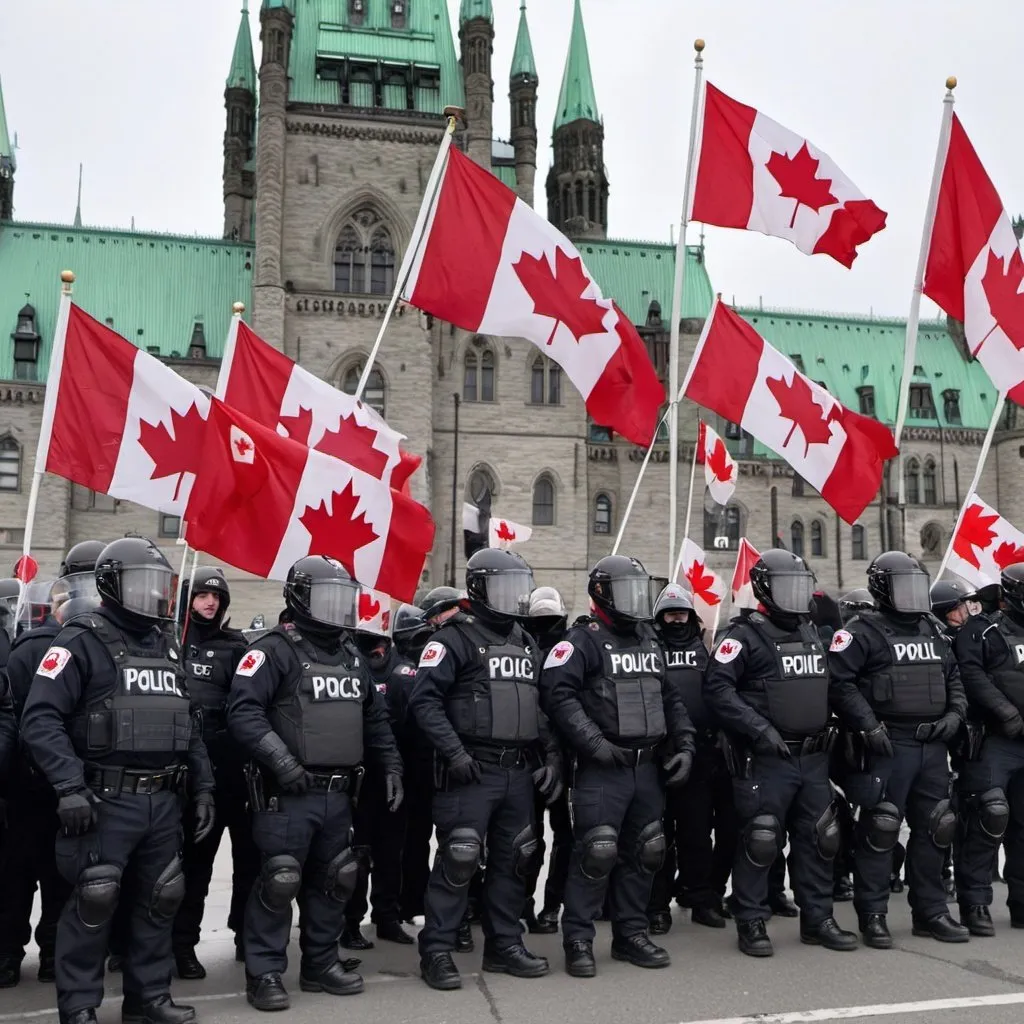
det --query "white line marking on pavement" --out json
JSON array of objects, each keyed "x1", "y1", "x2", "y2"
[{"x1": 676, "y1": 992, "x2": 1024, "y2": 1024}]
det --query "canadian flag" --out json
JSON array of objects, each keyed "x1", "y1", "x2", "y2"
[
  {"x1": 731, "y1": 538, "x2": 762, "y2": 610},
  {"x1": 184, "y1": 399, "x2": 434, "y2": 601},
  {"x1": 922, "y1": 115, "x2": 1024, "y2": 403},
  {"x1": 697, "y1": 420, "x2": 736, "y2": 506},
  {"x1": 218, "y1": 321, "x2": 421, "y2": 494},
  {"x1": 945, "y1": 493, "x2": 1024, "y2": 590},
  {"x1": 676, "y1": 537, "x2": 726, "y2": 631},
  {"x1": 690, "y1": 83, "x2": 887, "y2": 268},
  {"x1": 489, "y1": 516, "x2": 532, "y2": 549},
  {"x1": 402, "y1": 147, "x2": 665, "y2": 446},
  {"x1": 37, "y1": 303, "x2": 209, "y2": 516},
  {"x1": 683, "y1": 299, "x2": 898, "y2": 524},
  {"x1": 357, "y1": 587, "x2": 393, "y2": 637}
]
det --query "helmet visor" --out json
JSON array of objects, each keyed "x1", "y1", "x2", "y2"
[
  {"x1": 609, "y1": 575, "x2": 666, "y2": 621},
  {"x1": 17, "y1": 579, "x2": 57, "y2": 632},
  {"x1": 308, "y1": 578, "x2": 359, "y2": 629},
  {"x1": 120, "y1": 566, "x2": 176, "y2": 619},
  {"x1": 479, "y1": 569, "x2": 536, "y2": 616},
  {"x1": 890, "y1": 573, "x2": 932, "y2": 614},
  {"x1": 61, "y1": 571, "x2": 99, "y2": 601},
  {"x1": 769, "y1": 572, "x2": 815, "y2": 614}
]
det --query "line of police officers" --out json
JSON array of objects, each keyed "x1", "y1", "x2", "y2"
[{"x1": 4, "y1": 533, "x2": 1024, "y2": 1022}]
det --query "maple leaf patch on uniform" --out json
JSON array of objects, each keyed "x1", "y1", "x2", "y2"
[
  {"x1": 714, "y1": 639, "x2": 742, "y2": 664},
  {"x1": 37, "y1": 646, "x2": 72, "y2": 679},
  {"x1": 419, "y1": 641, "x2": 447, "y2": 667},
  {"x1": 235, "y1": 650, "x2": 266, "y2": 677},
  {"x1": 513, "y1": 247, "x2": 608, "y2": 347},
  {"x1": 830, "y1": 629, "x2": 854, "y2": 653},
  {"x1": 137, "y1": 402, "x2": 208, "y2": 500},
  {"x1": 544, "y1": 640, "x2": 575, "y2": 669}
]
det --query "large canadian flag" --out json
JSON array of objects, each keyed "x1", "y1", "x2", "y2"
[
  {"x1": 402, "y1": 147, "x2": 665, "y2": 446},
  {"x1": 945, "y1": 493, "x2": 1024, "y2": 590},
  {"x1": 690, "y1": 83, "x2": 887, "y2": 268},
  {"x1": 218, "y1": 321, "x2": 420, "y2": 492},
  {"x1": 923, "y1": 115, "x2": 1024, "y2": 404},
  {"x1": 683, "y1": 299, "x2": 898, "y2": 524},
  {"x1": 38, "y1": 303, "x2": 209, "y2": 516},
  {"x1": 184, "y1": 400, "x2": 434, "y2": 601},
  {"x1": 676, "y1": 537, "x2": 726, "y2": 629},
  {"x1": 731, "y1": 538, "x2": 762, "y2": 610},
  {"x1": 697, "y1": 419, "x2": 736, "y2": 506}
]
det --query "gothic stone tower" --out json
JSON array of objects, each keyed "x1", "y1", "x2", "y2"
[
  {"x1": 223, "y1": 2, "x2": 257, "y2": 242},
  {"x1": 459, "y1": 0, "x2": 494, "y2": 169},
  {"x1": 509, "y1": 1, "x2": 538, "y2": 207}
]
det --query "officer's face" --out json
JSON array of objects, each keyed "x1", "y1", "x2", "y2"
[
  {"x1": 662, "y1": 610, "x2": 690, "y2": 624},
  {"x1": 192, "y1": 591, "x2": 221, "y2": 621},
  {"x1": 945, "y1": 603, "x2": 969, "y2": 627}
]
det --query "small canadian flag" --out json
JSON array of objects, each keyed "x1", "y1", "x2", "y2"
[
  {"x1": 697, "y1": 420, "x2": 736, "y2": 506},
  {"x1": 945, "y1": 493, "x2": 1024, "y2": 590},
  {"x1": 489, "y1": 516, "x2": 532, "y2": 549},
  {"x1": 731, "y1": 538, "x2": 762, "y2": 610},
  {"x1": 676, "y1": 537, "x2": 727, "y2": 634}
]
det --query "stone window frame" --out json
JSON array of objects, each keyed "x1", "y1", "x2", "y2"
[
  {"x1": 532, "y1": 473, "x2": 556, "y2": 526},
  {"x1": 332, "y1": 207, "x2": 396, "y2": 296},
  {"x1": 0, "y1": 434, "x2": 21, "y2": 492},
  {"x1": 791, "y1": 518, "x2": 805, "y2": 558},
  {"x1": 339, "y1": 357, "x2": 388, "y2": 418},
  {"x1": 593, "y1": 492, "x2": 613, "y2": 535},
  {"x1": 704, "y1": 501, "x2": 744, "y2": 551},
  {"x1": 528, "y1": 354, "x2": 562, "y2": 406},
  {"x1": 904, "y1": 457, "x2": 921, "y2": 505},
  {"x1": 71, "y1": 484, "x2": 116, "y2": 512},
  {"x1": 466, "y1": 463, "x2": 499, "y2": 507},
  {"x1": 922, "y1": 457, "x2": 938, "y2": 505},
  {"x1": 810, "y1": 518, "x2": 825, "y2": 558},
  {"x1": 159, "y1": 514, "x2": 182, "y2": 539},
  {"x1": 851, "y1": 524, "x2": 867, "y2": 561},
  {"x1": 463, "y1": 338, "x2": 496, "y2": 403}
]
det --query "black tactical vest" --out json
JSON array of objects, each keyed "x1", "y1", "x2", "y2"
[
  {"x1": 443, "y1": 616, "x2": 541, "y2": 746},
  {"x1": 989, "y1": 614, "x2": 1024, "y2": 713},
  {"x1": 856, "y1": 613, "x2": 947, "y2": 723},
  {"x1": 185, "y1": 641, "x2": 232, "y2": 736},
  {"x1": 68, "y1": 616, "x2": 192, "y2": 760},
  {"x1": 267, "y1": 626, "x2": 366, "y2": 768},
  {"x1": 742, "y1": 614, "x2": 830, "y2": 738},
  {"x1": 662, "y1": 640, "x2": 710, "y2": 732}
]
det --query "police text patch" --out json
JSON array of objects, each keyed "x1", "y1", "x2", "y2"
[
  {"x1": 830, "y1": 629, "x2": 854, "y2": 653},
  {"x1": 419, "y1": 641, "x2": 447, "y2": 667},
  {"x1": 37, "y1": 646, "x2": 72, "y2": 679},
  {"x1": 235, "y1": 650, "x2": 266, "y2": 677},
  {"x1": 544, "y1": 640, "x2": 575, "y2": 669},
  {"x1": 714, "y1": 639, "x2": 743, "y2": 664}
]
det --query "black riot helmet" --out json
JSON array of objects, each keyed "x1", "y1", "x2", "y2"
[
  {"x1": 930, "y1": 578, "x2": 970, "y2": 619},
  {"x1": 419, "y1": 585, "x2": 466, "y2": 624},
  {"x1": 867, "y1": 551, "x2": 932, "y2": 615},
  {"x1": 283, "y1": 555, "x2": 359, "y2": 631},
  {"x1": 190, "y1": 566, "x2": 231, "y2": 619},
  {"x1": 749, "y1": 549, "x2": 815, "y2": 616},
  {"x1": 839, "y1": 588, "x2": 875, "y2": 622},
  {"x1": 589, "y1": 555, "x2": 666, "y2": 625},
  {"x1": 393, "y1": 603, "x2": 433, "y2": 661},
  {"x1": 971, "y1": 582, "x2": 1002, "y2": 615},
  {"x1": 58, "y1": 539, "x2": 103, "y2": 602},
  {"x1": 95, "y1": 537, "x2": 177, "y2": 620},
  {"x1": 466, "y1": 548, "x2": 535, "y2": 621},
  {"x1": 1001, "y1": 563, "x2": 1024, "y2": 616}
]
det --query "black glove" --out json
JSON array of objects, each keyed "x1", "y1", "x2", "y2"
[
  {"x1": 862, "y1": 723, "x2": 894, "y2": 758},
  {"x1": 921, "y1": 712, "x2": 961, "y2": 745},
  {"x1": 57, "y1": 789, "x2": 98, "y2": 837},
  {"x1": 663, "y1": 750, "x2": 693, "y2": 787},
  {"x1": 532, "y1": 764, "x2": 564, "y2": 804},
  {"x1": 193, "y1": 792, "x2": 216, "y2": 842},
  {"x1": 591, "y1": 740, "x2": 631, "y2": 768},
  {"x1": 386, "y1": 772, "x2": 404, "y2": 811},
  {"x1": 448, "y1": 751, "x2": 482, "y2": 786},
  {"x1": 999, "y1": 711, "x2": 1024, "y2": 739},
  {"x1": 275, "y1": 759, "x2": 312, "y2": 794},
  {"x1": 754, "y1": 726, "x2": 790, "y2": 759}
]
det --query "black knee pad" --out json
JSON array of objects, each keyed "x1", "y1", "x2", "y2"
[
  {"x1": 634, "y1": 822, "x2": 666, "y2": 874},
  {"x1": 743, "y1": 814, "x2": 781, "y2": 868},
  {"x1": 511, "y1": 825, "x2": 540, "y2": 880},
  {"x1": 441, "y1": 827, "x2": 482, "y2": 887},
  {"x1": 75, "y1": 863, "x2": 122, "y2": 930},
  {"x1": 325, "y1": 847, "x2": 359, "y2": 904},
  {"x1": 976, "y1": 788, "x2": 1010, "y2": 840},
  {"x1": 928, "y1": 798, "x2": 956, "y2": 849},
  {"x1": 814, "y1": 803, "x2": 841, "y2": 860},
  {"x1": 258, "y1": 854, "x2": 302, "y2": 912},
  {"x1": 148, "y1": 855, "x2": 185, "y2": 923},
  {"x1": 860, "y1": 801, "x2": 901, "y2": 853},
  {"x1": 579, "y1": 825, "x2": 618, "y2": 880}
]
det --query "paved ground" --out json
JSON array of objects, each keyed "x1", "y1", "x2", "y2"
[{"x1": 6, "y1": 843, "x2": 1024, "y2": 1024}]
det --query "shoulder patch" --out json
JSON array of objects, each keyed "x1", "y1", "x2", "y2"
[
  {"x1": 399, "y1": 665, "x2": 416, "y2": 676},
  {"x1": 830, "y1": 629, "x2": 854, "y2": 653},
  {"x1": 37, "y1": 646, "x2": 72, "y2": 679},
  {"x1": 419, "y1": 641, "x2": 447, "y2": 667},
  {"x1": 235, "y1": 650, "x2": 266, "y2": 677},
  {"x1": 544, "y1": 640, "x2": 576, "y2": 668},
  {"x1": 714, "y1": 638, "x2": 743, "y2": 664}
]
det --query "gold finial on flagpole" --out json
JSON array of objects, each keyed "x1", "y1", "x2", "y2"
[
  {"x1": 694, "y1": 39, "x2": 705, "y2": 52},
  {"x1": 232, "y1": 301, "x2": 246, "y2": 315},
  {"x1": 60, "y1": 270, "x2": 75, "y2": 294},
  {"x1": 443, "y1": 105, "x2": 464, "y2": 135},
  {"x1": 945, "y1": 76, "x2": 957, "y2": 91}
]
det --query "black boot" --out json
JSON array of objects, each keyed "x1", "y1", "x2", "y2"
[
  {"x1": 339, "y1": 924, "x2": 374, "y2": 950},
  {"x1": 455, "y1": 919, "x2": 474, "y2": 952},
  {"x1": 961, "y1": 904, "x2": 995, "y2": 937},
  {"x1": 420, "y1": 951, "x2": 462, "y2": 990},
  {"x1": 564, "y1": 940, "x2": 596, "y2": 978},
  {"x1": 859, "y1": 913, "x2": 893, "y2": 949},
  {"x1": 648, "y1": 910, "x2": 672, "y2": 935},
  {"x1": 376, "y1": 920, "x2": 415, "y2": 944},
  {"x1": 121, "y1": 995, "x2": 197, "y2": 1024},
  {"x1": 799, "y1": 916, "x2": 858, "y2": 951},
  {"x1": 0, "y1": 957, "x2": 21, "y2": 988},
  {"x1": 737, "y1": 919, "x2": 773, "y2": 957},
  {"x1": 769, "y1": 892, "x2": 799, "y2": 917},
  {"x1": 692, "y1": 904, "x2": 727, "y2": 929},
  {"x1": 246, "y1": 972, "x2": 290, "y2": 1012},
  {"x1": 610, "y1": 933, "x2": 670, "y2": 968},
  {"x1": 299, "y1": 961, "x2": 364, "y2": 996},
  {"x1": 61, "y1": 1012, "x2": 98, "y2": 1024},
  {"x1": 534, "y1": 906, "x2": 560, "y2": 933},
  {"x1": 38, "y1": 953, "x2": 56, "y2": 982},
  {"x1": 911, "y1": 912, "x2": 970, "y2": 943},
  {"x1": 482, "y1": 942, "x2": 550, "y2": 978},
  {"x1": 174, "y1": 950, "x2": 207, "y2": 981}
]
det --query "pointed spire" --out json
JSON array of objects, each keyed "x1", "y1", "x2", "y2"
[
  {"x1": 510, "y1": 1, "x2": 537, "y2": 84},
  {"x1": 459, "y1": 0, "x2": 492, "y2": 25},
  {"x1": 0, "y1": 73, "x2": 14, "y2": 174},
  {"x1": 227, "y1": 1, "x2": 257, "y2": 92},
  {"x1": 554, "y1": 0, "x2": 599, "y2": 129},
  {"x1": 73, "y1": 164, "x2": 83, "y2": 228}
]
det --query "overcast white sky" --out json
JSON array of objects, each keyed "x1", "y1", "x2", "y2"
[{"x1": 1, "y1": 0, "x2": 1021, "y2": 318}]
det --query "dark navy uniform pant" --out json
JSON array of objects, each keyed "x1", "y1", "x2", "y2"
[
  {"x1": 346, "y1": 770, "x2": 406, "y2": 927},
  {"x1": 524, "y1": 787, "x2": 572, "y2": 912}
]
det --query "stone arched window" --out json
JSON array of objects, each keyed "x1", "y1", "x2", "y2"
[
  {"x1": 0, "y1": 435, "x2": 21, "y2": 492},
  {"x1": 923, "y1": 458, "x2": 937, "y2": 505},
  {"x1": 467, "y1": 465, "x2": 497, "y2": 505},
  {"x1": 532, "y1": 474, "x2": 555, "y2": 526},
  {"x1": 333, "y1": 208, "x2": 395, "y2": 295},
  {"x1": 811, "y1": 519, "x2": 825, "y2": 557},
  {"x1": 791, "y1": 520, "x2": 805, "y2": 558},
  {"x1": 340, "y1": 360, "x2": 386, "y2": 417},
  {"x1": 463, "y1": 342, "x2": 495, "y2": 402},
  {"x1": 593, "y1": 493, "x2": 612, "y2": 534},
  {"x1": 905, "y1": 457, "x2": 921, "y2": 505},
  {"x1": 369, "y1": 226, "x2": 395, "y2": 295},
  {"x1": 851, "y1": 524, "x2": 867, "y2": 561},
  {"x1": 530, "y1": 355, "x2": 561, "y2": 405}
]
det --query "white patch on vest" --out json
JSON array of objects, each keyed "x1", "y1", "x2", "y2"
[
  {"x1": 123, "y1": 667, "x2": 182, "y2": 696},
  {"x1": 610, "y1": 651, "x2": 662, "y2": 675},
  {"x1": 830, "y1": 629, "x2": 853, "y2": 653},
  {"x1": 419, "y1": 641, "x2": 447, "y2": 667},
  {"x1": 780, "y1": 653, "x2": 825, "y2": 676},
  {"x1": 893, "y1": 641, "x2": 941, "y2": 662},
  {"x1": 544, "y1": 640, "x2": 575, "y2": 668},
  {"x1": 714, "y1": 638, "x2": 743, "y2": 664},
  {"x1": 312, "y1": 676, "x2": 363, "y2": 700},
  {"x1": 488, "y1": 655, "x2": 535, "y2": 680},
  {"x1": 37, "y1": 646, "x2": 71, "y2": 679},
  {"x1": 667, "y1": 649, "x2": 699, "y2": 668},
  {"x1": 1015, "y1": 644, "x2": 1024, "y2": 666},
  {"x1": 235, "y1": 650, "x2": 266, "y2": 677}
]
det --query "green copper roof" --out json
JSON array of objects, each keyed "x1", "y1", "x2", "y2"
[
  {"x1": 459, "y1": 0, "x2": 493, "y2": 23},
  {"x1": 0, "y1": 223, "x2": 252, "y2": 381},
  {"x1": 554, "y1": 0, "x2": 599, "y2": 129},
  {"x1": 0, "y1": 74, "x2": 14, "y2": 173},
  {"x1": 227, "y1": 2, "x2": 257, "y2": 92},
  {"x1": 510, "y1": 1, "x2": 537, "y2": 83}
]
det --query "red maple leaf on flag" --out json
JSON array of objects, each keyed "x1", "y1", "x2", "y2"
[
  {"x1": 299, "y1": 479, "x2": 379, "y2": 577},
  {"x1": 766, "y1": 142, "x2": 839, "y2": 229},
  {"x1": 706, "y1": 438, "x2": 735, "y2": 484},
  {"x1": 766, "y1": 375, "x2": 841, "y2": 457},
  {"x1": 315, "y1": 415, "x2": 388, "y2": 481},
  {"x1": 279, "y1": 406, "x2": 314, "y2": 446},
  {"x1": 40, "y1": 651, "x2": 61, "y2": 673},
  {"x1": 953, "y1": 502, "x2": 1000, "y2": 569},
  {"x1": 381, "y1": 609, "x2": 391, "y2": 632},
  {"x1": 359, "y1": 592, "x2": 381, "y2": 621},
  {"x1": 138, "y1": 402, "x2": 208, "y2": 500},
  {"x1": 685, "y1": 560, "x2": 721, "y2": 607},
  {"x1": 238, "y1": 652, "x2": 259, "y2": 673},
  {"x1": 979, "y1": 248, "x2": 1024, "y2": 354},
  {"x1": 993, "y1": 540, "x2": 1024, "y2": 570},
  {"x1": 233, "y1": 434, "x2": 253, "y2": 460},
  {"x1": 513, "y1": 247, "x2": 609, "y2": 347},
  {"x1": 495, "y1": 520, "x2": 517, "y2": 542}
]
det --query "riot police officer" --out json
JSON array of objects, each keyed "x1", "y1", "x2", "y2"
[
  {"x1": 932, "y1": 580, "x2": 972, "y2": 638},
  {"x1": 541, "y1": 555, "x2": 695, "y2": 978},
  {"x1": 411, "y1": 549, "x2": 561, "y2": 990},
  {"x1": 419, "y1": 586, "x2": 466, "y2": 627},
  {"x1": 648, "y1": 584, "x2": 736, "y2": 932},
  {"x1": 227, "y1": 556, "x2": 402, "y2": 1012},
  {"x1": 828, "y1": 551, "x2": 968, "y2": 946},
  {"x1": 953, "y1": 563, "x2": 1024, "y2": 934},
  {"x1": 20, "y1": 536, "x2": 215, "y2": 1024},
  {"x1": 172, "y1": 567, "x2": 256, "y2": 978},
  {"x1": 839, "y1": 589, "x2": 875, "y2": 624},
  {"x1": 705, "y1": 550, "x2": 859, "y2": 957}
]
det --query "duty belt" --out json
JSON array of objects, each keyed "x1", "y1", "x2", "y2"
[
  {"x1": 84, "y1": 764, "x2": 188, "y2": 795},
  {"x1": 465, "y1": 745, "x2": 531, "y2": 769},
  {"x1": 306, "y1": 767, "x2": 364, "y2": 793},
  {"x1": 621, "y1": 745, "x2": 658, "y2": 766},
  {"x1": 783, "y1": 728, "x2": 836, "y2": 756}
]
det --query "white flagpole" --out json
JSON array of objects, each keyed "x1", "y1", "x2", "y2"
[
  {"x1": 610, "y1": 409, "x2": 671, "y2": 556},
  {"x1": 894, "y1": 76, "x2": 957, "y2": 509},
  {"x1": 681, "y1": 426, "x2": 700, "y2": 554},
  {"x1": 215, "y1": 301, "x2": 245, "y2": 399},
  {"x1": 667, "y1": 39, "x2": 706, "y2": 579},
  {"x1": 353, "y1": 108, "x2": 462, "y2": 402},
  {"x1": 937, "y1": 388, "x2": 1005, "y2": 578}
]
